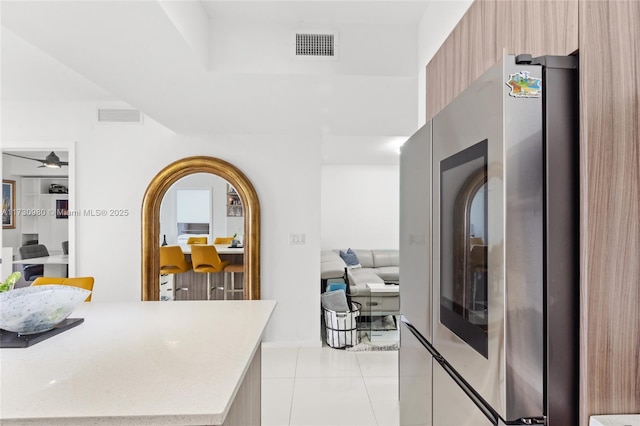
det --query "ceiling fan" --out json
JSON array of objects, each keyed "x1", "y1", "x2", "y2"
[{"x1": 3, "y1": 151, "x2": 68, "y2": 168}]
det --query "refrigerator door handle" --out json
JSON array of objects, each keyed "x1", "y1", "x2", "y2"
[{"x1": 401, "y1": 318, "x2": 547, "y2": 426}]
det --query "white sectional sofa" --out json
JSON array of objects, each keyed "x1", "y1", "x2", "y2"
[{"x1": 320, "y1": 249, "x2": 399, "y2": 315}]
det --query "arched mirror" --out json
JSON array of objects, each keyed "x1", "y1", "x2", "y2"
[{"x1": 141, "y1": 156, "x2": 260, "y2": 301}]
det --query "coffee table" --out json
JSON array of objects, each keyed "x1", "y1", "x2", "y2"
[{"x1": 361, "y1": 283, "x2": 400, "y2": 342}]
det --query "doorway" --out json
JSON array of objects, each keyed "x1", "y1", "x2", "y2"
[{"x1": 1, "y1": 142, "x2": 76, "y2": 281}]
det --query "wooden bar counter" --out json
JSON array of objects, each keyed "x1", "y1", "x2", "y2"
[{"x1": 174, "y1": 244, "x2": 244, "y2": 301}]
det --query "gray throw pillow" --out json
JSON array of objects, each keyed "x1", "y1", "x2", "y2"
[{"x1": 339, "y1": 248, "x2": 361, "y2": 269}]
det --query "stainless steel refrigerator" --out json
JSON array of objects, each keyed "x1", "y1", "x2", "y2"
[{"x1": 399, "y1": 54, "x2": 579, "y2": 426}]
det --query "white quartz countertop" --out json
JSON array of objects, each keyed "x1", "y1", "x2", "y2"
[
  {"x1": 0, "y1": 300, "x2": 276, "y2": 425},
  {"x1": 591, "y1": 415, "x2": 640, "y2": 426}
]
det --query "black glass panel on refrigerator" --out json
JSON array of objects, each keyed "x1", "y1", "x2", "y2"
[{"x1": 440, "y1": 139, "x2": 488, "y2": 358}]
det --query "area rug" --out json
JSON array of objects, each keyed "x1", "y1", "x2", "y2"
[{"x1": 345, "y1": 335, "x2": 399, "y2": 352}]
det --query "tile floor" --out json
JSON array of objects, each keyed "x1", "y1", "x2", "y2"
[{"x1": 261, "y1": 345, "x2": 399, "y2": 426}]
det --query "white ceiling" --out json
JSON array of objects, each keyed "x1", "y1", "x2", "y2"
[
  {"x1": 0, "y1": 1, "x2": 465, "y2": 164},
  {"x1": 1, "y1": 28, "x2": 117, "y2": 103},
  {"x1": 201, "y1": 1, "x2": 431, "y2": 24}
]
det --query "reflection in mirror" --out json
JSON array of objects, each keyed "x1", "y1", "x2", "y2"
[
  {"x1": 440, "y1": 140, "x2": 488, "y2": 357},
  {"x1": 142, "y1": 156, "x2": 260, "y2": 302},
  {"x1": 175, "y1": 188, "x2": 211, "y2": 239},
  {"x1": 453, "y1": 169, "x2": 487, "y2": 326},
  {"x1": 160, "y1": 175, "x2": 244, "y2": 246},
  {"x1": 159, "y1": 173, "x2": 245, "y2": 301},
  {"x1": 467, "y1": 183, "x2": 487, "y2": 321}
]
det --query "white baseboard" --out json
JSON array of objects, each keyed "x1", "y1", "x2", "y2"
[{"x1": 262, "y1": 340, "x2": 322, "y2": 349}]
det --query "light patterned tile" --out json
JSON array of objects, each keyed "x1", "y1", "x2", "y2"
[
  {"x1": 295, "y1": 347, "x2": 361, "y2": 378},
  {"x1": 356, "y1": 351, "x2": 399, "y2": 377},
  {"x1": 289, "y1": 377, "x2": 377, "y2": 426},
  {"x1": 262, "y1": 378, "x2": 294, "y2": 426},
  {"x1": 262, "y1": 346, "x2": 299, "y2": 378},
  {"x1": 261, "y1": 345, "x2": 400, "y2": 426},
  {"x1": 371, "y1": 400, "x2": 400, "y2": 426},
  {"x1": 364, "y1": 376, "x2": 399, "y2": 402}
]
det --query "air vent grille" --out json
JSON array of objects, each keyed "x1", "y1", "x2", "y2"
[
  {"x1": 97, "y1": 108, "x2": 143, "y2": 124},
  {"x1": 295, "y1": 33, "x2": 335, "y2": 57}
]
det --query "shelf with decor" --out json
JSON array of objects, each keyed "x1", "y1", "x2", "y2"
[
  {"x1": 227, "y1": 184, "x2": 243, "y2": 217},
  {"x1": 19, "y1": 177, "x2": 69, "y2": 253}
]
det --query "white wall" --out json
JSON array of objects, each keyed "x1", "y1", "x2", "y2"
[
  {"x1": 2, "y1": 100, "x2": 322, "y2": 345},
  {"x1": 320, "y1": 164, "x2": 399, "y2": 250}
]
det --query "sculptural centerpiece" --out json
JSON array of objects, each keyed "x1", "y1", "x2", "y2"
[{"x1": 0, "y1": 283, "x2": 90, "y2": 335}]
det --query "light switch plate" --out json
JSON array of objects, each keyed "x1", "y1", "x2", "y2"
[{"x1": 289, "y1": 233, "x2": 306, "y2": 245}]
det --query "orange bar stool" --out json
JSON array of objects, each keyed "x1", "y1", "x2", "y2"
[
  {"x1": 191, "y1": 245, "x2": 229, "y2": 300},
  {"x1": 159, "y1": 245, "x2": 192, "y2": 299},
  {"x1": 187, "y1": 236, "x2": 207, "y2": 245},
  {"x1": 213, "y1": 237, "x2": 233, "y2": 245},
  {"x1": 224, "y1": 264, "x2": 244, "y2": 300},
  {"x1": 32, "y1": 276, "x2": 95, "y2": 302}
]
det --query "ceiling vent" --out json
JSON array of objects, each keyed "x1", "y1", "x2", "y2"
[
  {"x1": 96, "y1": 108, "x2": 143, "y2": 124},
  {"x1": 295, "y1": 32, "x2": 338, "y2": 59}
]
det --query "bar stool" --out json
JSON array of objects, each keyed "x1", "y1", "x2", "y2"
[
  {"x1": 224, "y1": 264, "x2": 244, "y2": 300},
  {"x1": 213, "y1": 237, "x2": 233, "y2": 245},
  {"x1": 191, "y1": 245, "x2": 229, "y2": 300},
  {"x1": 32, "y1": 276, "x2": 95, "y2": 302},
  {"x1": 187, "y1": 236, "x2": 207, "y2": 245},
  {"x1": 159, "y1": 245, "x2": 192, "y2": 300}
]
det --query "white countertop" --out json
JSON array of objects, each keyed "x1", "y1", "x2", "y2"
[
  {"x1": 178, "y1": 244, "x2": 244, "y2": 255},
  {"x1": 0, "y1": 300, "x2": 276, "y2": 425},
  {"x1": 591, "y1": 415, "x2": 640, "y2": 426},
  {"x1": 12, "y1": 254, "x2": 69, "y2": 265}
]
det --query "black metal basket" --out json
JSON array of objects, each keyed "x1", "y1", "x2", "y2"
[{"x1": 323, "y1": 301, "x2": 361, "y2": 349}]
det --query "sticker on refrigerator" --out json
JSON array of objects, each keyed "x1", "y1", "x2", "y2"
[{"x1": 506, "y1": 71, "x2": 541, "y2": 98}]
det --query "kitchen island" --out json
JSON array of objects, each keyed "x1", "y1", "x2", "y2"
[{"x1": 0, "y1": 300, "x2": 276, "y2": 425}]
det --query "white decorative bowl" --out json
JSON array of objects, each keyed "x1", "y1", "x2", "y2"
[{"x1": 0, "y1": 285, "x2": 90, "y2": 335}]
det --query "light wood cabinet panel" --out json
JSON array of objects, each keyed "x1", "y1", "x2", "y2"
[
  {"x1": 495, "y1": 0, "x2": 578, "y2": 61},
  {"x1": 223, "y1": 346, "x2": 261, "y2": 426},
  {"x1": 426, "y1": 0, "x2": 578, "y2": 120},
  {"x1": 579, "y1": 1, "x2": 640, "y2": 423},
  {"x1": 425, "y1": 45, "x2": 444, "y2": 119},
  {"x1": 467, "y1": 0, "x2": 497, "y2": 84},
  {"x1": 426, "y1": 0, "x2": 495, "y2": 119}
]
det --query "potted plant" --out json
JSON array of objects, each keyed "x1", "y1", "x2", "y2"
[{"x1": 0, "y1": 272, "x2": 22, "y2": 293}]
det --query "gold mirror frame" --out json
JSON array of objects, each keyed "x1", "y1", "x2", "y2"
[{"x1": 141, "y1": 156, "x2": 260, "y2": 301}]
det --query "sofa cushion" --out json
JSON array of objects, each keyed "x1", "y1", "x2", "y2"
[
  {"x1": 351, "y1": 249, "x2": 375, "y2": 268},
  {"x1": 321, "y1": 251, "x2": 346, "y2": 280},
  {"x1": 322, "y1": 249, "x2": 399, "y2": 287},
  {"x1": 321, "y1": 250, "x2": 341, "y2": 262},
  {"x1": 372, "y1": 250, "x2": 399, "y2": 267},
  {"x1": 321, "y1": 260, "x2": 346, "y2": 280},
  {"x1": 348, "y1": 268, "x2": 384, "y2": 286},
  {"x1": 375, "y1": 266, "x2": 399, "y2": 282},
  {"x1": 339, "y1": 248, "x2": 361, "y2": 269}
]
